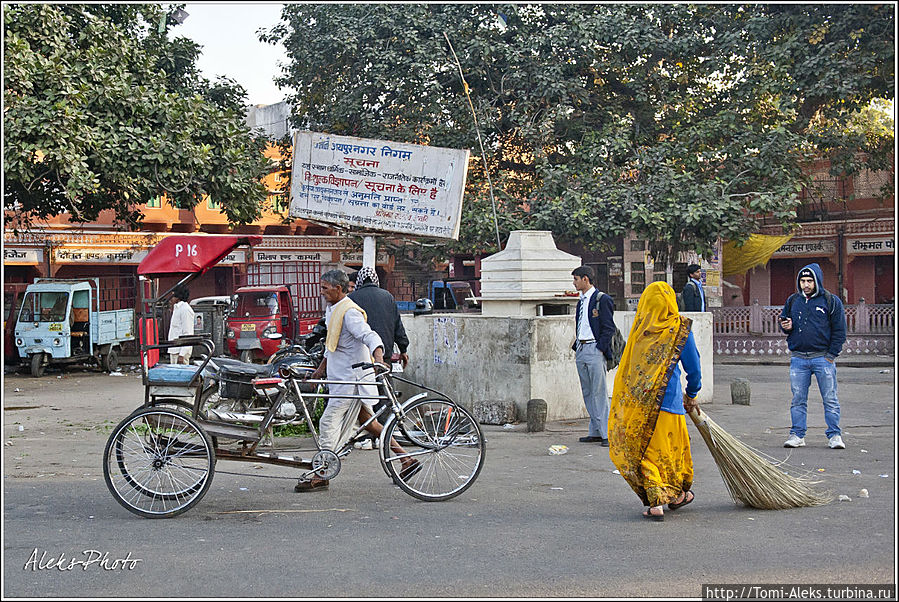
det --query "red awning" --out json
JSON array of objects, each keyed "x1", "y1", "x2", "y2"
[{"x1": 138, "y1": 235, "x2": 262, "y2": 277}]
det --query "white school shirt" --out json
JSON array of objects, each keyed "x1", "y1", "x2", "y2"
[{"x1": 577, "y1": 286, "x2": 596, "y2": 342}]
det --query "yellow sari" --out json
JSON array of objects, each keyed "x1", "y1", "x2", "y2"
[{"x1": 608, "y1": 281, "x2": 694, "y2": 508}]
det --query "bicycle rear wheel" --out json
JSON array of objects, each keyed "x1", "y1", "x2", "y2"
[
  {"x1": 103, "y1": 407, "x2": 215, "y2": 518},
  {"x1": 381, "y1": 399, "x2": 485, "y2": 501}
]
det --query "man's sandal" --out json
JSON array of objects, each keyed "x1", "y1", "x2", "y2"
[
  {"x1": 668, "y1": 490, "x2": 694, "y2": 511},
  {"x1": 399, "y1": 459, "x2": 422, "y2": 482},
  {"x1": 642, "y1": 507, "x2": 664, "y2": 521},
  {"x1": 294, "y1": 479, "x2": 329, "y2": 492}
]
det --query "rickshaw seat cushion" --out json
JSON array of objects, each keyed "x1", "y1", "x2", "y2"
[{"x1": 147, "y1": 364, "x2": 200, "y2": 385}]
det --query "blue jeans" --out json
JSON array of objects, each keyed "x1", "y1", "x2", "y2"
[
  {"x1": 575, "y1": 343, "x2": 610, "y2": 438},
  {"x1": 789, "y1": 356, "x2": 841, "y2": 439}
]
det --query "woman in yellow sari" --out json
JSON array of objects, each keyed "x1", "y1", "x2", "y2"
[{"x1": 608, "y1": 281, "x2": 701, "y2": 521}]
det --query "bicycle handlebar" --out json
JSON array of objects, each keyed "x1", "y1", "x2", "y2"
[{"x1": 351, "y1": 361, "x2": 390, "y2": 373}]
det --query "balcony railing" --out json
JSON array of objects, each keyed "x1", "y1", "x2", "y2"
[{"x1": 711, "y1": 299, "x2": 894, "y2": 356}]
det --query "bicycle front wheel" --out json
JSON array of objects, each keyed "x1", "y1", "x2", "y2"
[
  {"x1": 382, "y1": 400, "x2": 485, "y2": 501},
  {"x1": 103, "y1": 408, "x2": 215, "y2": 518}
]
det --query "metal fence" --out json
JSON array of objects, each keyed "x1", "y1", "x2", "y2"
[{"x1": 711, "y1": 300, "x2": 894, "y2": 356}]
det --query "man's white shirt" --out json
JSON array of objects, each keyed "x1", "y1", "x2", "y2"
[{"x1": 578, "y1": 286, "x2": 596, "y2": 342}]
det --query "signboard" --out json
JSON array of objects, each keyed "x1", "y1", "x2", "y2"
[
  {"x1": 53, "y1": 247, "x2": 150, "y2": 264},
  {"x1": 340, "y1": 251, "x2": 389, "y2": 266},
  {"x1": 289, "y1": 131, "x2": 469, "y2": 239},
  {"x1": 3, "y1": 247, "x2": 43, "y2": 265},
  {"x1": 772, "y1": 239, "x2": 836, "y2": 257},
  {"x1": 254, "y1": 251, "x2": 327, "y2": 263},
  {"x1": 220, "y1": 250, "x2": 246, "y2": 264},
  {"x1": 846, "y1": 237, "x2": 894, "y2": 255}
]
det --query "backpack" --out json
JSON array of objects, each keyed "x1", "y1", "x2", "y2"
[{"x1": 597, "y1": 292, "x2": 626, "y2": 371}]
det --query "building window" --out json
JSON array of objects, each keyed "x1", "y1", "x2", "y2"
[
  {"x1": 268, "y1": 193, "x2": 288, "y2": 214},
  {"x1": 207, "y1": 197, "x2": 221, "y2": 210},
  {"x1": 631, "y1": 262, "x2": 645, "y2": 283},
  {"x1": 653, "y1": 271, "x2": 668, "y2": 283},
  {"x1": 146, "y1": 196, "x2": 162, "y2": 208},
  {"x1": 630, "y1": 239, "x2": 646, "y2": 252}
]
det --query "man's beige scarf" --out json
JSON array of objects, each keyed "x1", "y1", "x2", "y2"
[{"x1": 325, "y1": 296, "x2": 368, "y2": 353}]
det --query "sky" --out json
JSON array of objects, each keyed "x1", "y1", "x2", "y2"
[{"x1": 174, "y1": 3, "x2": 288, "y2": 106}]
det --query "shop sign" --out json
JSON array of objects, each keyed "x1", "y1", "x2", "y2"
[
  {"x1": 772, "y1": 239, "x2": 836, "y2": 257},
  {"x1": 3, "y1": 247, "x2": 43, "y2": 265},
  {"x1": 608, "y1": 257, "x2": 623, "y2": 278},
  {"x1": 254, "y1": 251, "x2": 326, "y2": 263},
  {"x1": 289, "y1": 131, "x2": 469, "y2": 239},
  {"x1": 219, "y1": 250, "x2": 246, "y2": 264},
  {"x1": 846, "y1": 237, "x2": 894, "y2": 255},
  {"x1": 339, "y1": 251, "x2": 389, "y2": 266},
  {"x1": 53, "y1": 247, "x2": 149, "y2": 264}
]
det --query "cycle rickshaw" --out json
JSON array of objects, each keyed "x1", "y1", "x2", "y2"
[{"x1": 103, "y1": 235, "x2": 486, "y2": 518}]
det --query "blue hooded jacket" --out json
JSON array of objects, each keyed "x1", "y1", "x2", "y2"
[{"x1": 779, "y1": 262, "x2": 847, "y2": 359}]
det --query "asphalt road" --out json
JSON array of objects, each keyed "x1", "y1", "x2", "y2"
[{"x1": 2, "y1": 362, "x2": 895, "y2": 598}]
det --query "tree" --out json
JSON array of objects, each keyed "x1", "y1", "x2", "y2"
[
  {"x1": 3, "y1": 4, "x2": 271, "y2": 231},
  {"x1": 262, "y1": 4, "x2": 894, "y2": 261}
]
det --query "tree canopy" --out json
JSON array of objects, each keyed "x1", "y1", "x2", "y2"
[
  {"x1": 263, "y1": 4, "x2": 894, "y2": 260},
  {"x1": 4, "y1": 4, "x2": 271, "y2": 231}
]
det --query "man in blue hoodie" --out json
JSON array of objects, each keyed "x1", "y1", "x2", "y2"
[{"x1": 779, "y1": 263, "x2": 847, "y2": 449}]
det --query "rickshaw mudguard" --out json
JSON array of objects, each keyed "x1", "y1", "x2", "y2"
[{"x1": 376, "y1": 392, "x2": 430, "y2": 477}]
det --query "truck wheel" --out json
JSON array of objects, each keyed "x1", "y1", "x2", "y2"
[
  {"x1": 239, "y1": 350, "x2": 254, "y2": 364},
  {"x1": 30, "y1": 353, "x2": 46, "y2": 378},
  {"x1": 103, "y1": 349, "x2": 119, "y2": 373}
]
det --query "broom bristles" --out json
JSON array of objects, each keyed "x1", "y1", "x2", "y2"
[{"x1": 689, "y1": 408, "x2": 834, "y2": 510}]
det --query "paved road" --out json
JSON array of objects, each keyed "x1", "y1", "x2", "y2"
[{"x1": 2, "y1": 362, "x2": 895, "y2": 597}]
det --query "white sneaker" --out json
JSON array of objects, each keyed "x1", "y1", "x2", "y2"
[
  {"x1": 783, "y1": 435, "x2": 806, "y2": 448},
  {"x1": 353, "y1": 439, "x2": 377, "y2": 450},
  {"x1": 828, "y1": 435, "x2": 845, "y2": 449}
]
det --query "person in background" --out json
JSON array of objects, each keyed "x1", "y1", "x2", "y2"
[
  {"x1": 681, "y1": 263, "x2": 706, "y2": 312},
  {"x1": 168, "y1": 285, "x2": 195, "y2": 365},
  {"x1": 571, "y1": 265, "x2": 616, "y2": 446},
  {"x1": 608, "y1": 281, "x2": 701, "y2": 521}
]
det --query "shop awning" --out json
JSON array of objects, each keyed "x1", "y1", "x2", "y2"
[
  {"x1": 138, "y1": 235, "x2": 262, "y2": 277},
  {"x1": 722, "y1": 233, "x2": 794, "y2": 277}
]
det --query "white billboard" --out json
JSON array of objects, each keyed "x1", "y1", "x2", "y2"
[{"x1": 289, "y1": 132, "x2": 469, "y2": 240}]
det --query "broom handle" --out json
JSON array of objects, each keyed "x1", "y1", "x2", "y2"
[{"x1": 688, "y1": 407, "x2": 705, "y2": 425}]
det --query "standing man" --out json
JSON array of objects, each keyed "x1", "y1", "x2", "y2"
[
  {"x1": 350, "y1": 267, "x2": 410, "y2": 370},
  {"x1": 571, "y1": 265, "x2": 616, "y2": 446},
  {"x1": 295, "y1": 270, "x2": 419, "y2": 491},
  {"x1": 167, "y1": 285, "x2": 194, "y2": 365},
  {"x1": 779, "y1": 262, "x2": 847, "y2": 449},
  {"x1": 681, "y1": 263, "x2": 706, "y2": 312}
]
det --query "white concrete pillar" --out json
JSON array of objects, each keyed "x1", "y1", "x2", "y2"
[{"x1": 362, "y1": 236, "x2": 376, "y2": 270}]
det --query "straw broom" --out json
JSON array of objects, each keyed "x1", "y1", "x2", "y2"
[{"x1": 688, "y1": 407, "x2": 833, "y2": 509}]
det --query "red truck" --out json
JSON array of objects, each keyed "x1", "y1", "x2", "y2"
[{"x1": 225, "y1": 285, "x2": 320, "y2": 362}]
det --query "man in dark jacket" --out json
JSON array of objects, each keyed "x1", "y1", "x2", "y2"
[
  {"x1": 681, "y1": 263, "x2": 706, "y2": 311},
  {"x1": 348, "y1": 267, "x2": 410, "y2": 449},
  {"x1": 349, "y1": 267, "x2": 409, "y2": 369},
  {"x1": 571, "y1": 265, "x2": 616, "y2": 446},
  {"x1": 779, "y1": 262, "x2": 847, "y2": 450}
]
